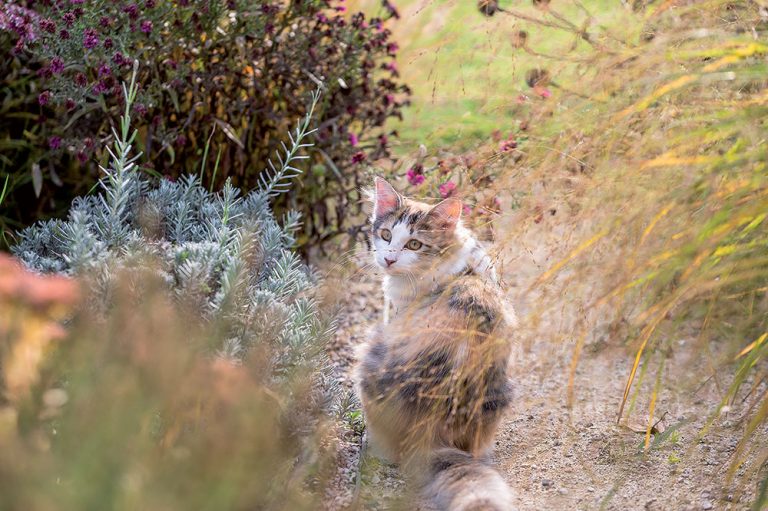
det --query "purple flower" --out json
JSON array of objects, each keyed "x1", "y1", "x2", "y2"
[
  {"x1": 65, "y1": 98, "x2": 76, "y2": 110},
  {"x1": 37, "y1": 66, "x2": 53, "y2": 79},
  {"x1": 134, "y1": 103, "x2": 148, "y2": 116},
  {"x1": 123, "y1": 4, "x2": 139, "y2": 19},
  {"x1": 384, "y1": 93, "x2": 395, "y2": 106},
  {"x1": 98, "y1": 63, "x2": 111, "y2": 77},
  {"x1": 83, "y1": 28, "x2": 99, "y2": 49},
  {"x1": 70, "y1": 0, "x2": 85, "y2": 5},
  {"x1": 112, "y1": 52, "x2": 126, "y2": 66},
  {"x1": 62, "y1": 12, "x2": 75, "y2": 27},
  {"x1": 99, "y1": 16, "x2": 112, "y2": 27},
  {"x1": 140, "y1": 20, "x2": 153, "y2": 34},
  {"x1": 48, "y1": 136, "x2": 62, "y2": 149},
  {"x1": 92, "y1": 80, "x2": 108, "y2": 94},
  {"x1": 59, "y1": 29, "x2": 70, "y2": 39},
  {"x1": 40, "y1": 18, "x2": 56, "y2": 34},
  {"x1": 175, "y1": 134, "x2": 188, "y2": 147},
  {"x1": 103, "y1": 37, "x2": 113, "y2": 49},
  {"x1": 348, "y1": 132, "x2": 359, "y2": 146},
  {"x1": 406, "y1": 167, "x2": 425, "y2": 186},
  {"x1": 386, "y1": 42, "x2": 399, "y2": 55},
  {"x1": 50, "y1": 57, "x2": 65, "y2": 74},
  {"x1": 38, "y1": 91, "x2": 51, "y2": 106},
  {"x1": 76, "y1": 151, "x2": 88, "y2": 164},
  {"x1": 438, "y1": 181, "x2": 457, "y2": 198},
  {"x1": 145, "y1": 0, "x2": 156, "y2": 8},
  {"x1": 351, "y1": 151, "x2": 366, "y2": 164}
]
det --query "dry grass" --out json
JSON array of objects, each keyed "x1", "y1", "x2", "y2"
[{"x1": 478, "y1": 0, "x2": 768, "y2": 505}]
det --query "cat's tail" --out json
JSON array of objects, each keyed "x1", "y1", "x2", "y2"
[{"x1": 420, "y1": 447, "x2": 515, "y2": 511}]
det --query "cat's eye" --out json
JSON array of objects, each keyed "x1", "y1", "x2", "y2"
[
  {"x1": 380, "y1": 228, "x2": 392, "y2": 242},
  {"x1": 405, "y1": 239, "x2": 422, "y2": 250}
]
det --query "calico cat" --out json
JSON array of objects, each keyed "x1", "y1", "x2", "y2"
[{"x1": 354, "y1": 178, "x2": 516, "y2": 510}]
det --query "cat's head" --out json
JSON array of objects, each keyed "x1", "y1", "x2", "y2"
[{"x1": 369, "y1": 177, "x2": 463, "y2": 274}]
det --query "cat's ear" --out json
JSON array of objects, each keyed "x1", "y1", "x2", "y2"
[
  {"x1": 373, "y1": 177, "x2": 401, "y2": 218},
  {"x1": 427, "y1": 197, "x2": 462, "y2": 231}
]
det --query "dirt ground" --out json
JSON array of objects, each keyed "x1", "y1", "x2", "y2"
[{"x1": 322, "y1": 210, "x2": 767, "y2": 511}]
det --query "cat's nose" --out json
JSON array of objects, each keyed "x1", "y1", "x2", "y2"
[{"x1": 384, "y1": 257, "x2": 396, "y2": 267}]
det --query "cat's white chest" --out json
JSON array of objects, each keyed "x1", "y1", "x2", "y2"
[{"x1": 381, "y1": 275, "x2": 416, "y2": 322}]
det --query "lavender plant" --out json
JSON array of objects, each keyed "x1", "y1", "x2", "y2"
[{"x1": 14, "y1": 63, "x2": 333, "y2": 379}]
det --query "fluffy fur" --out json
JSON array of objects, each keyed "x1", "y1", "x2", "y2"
[{"x1": 355, "y1": 178, "x2": 516, "y2": 510}]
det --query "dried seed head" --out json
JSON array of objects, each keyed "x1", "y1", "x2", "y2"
[
  {"x1": 512, "y1": 30, "x2": 528, "y2": 48},
  {"x1": 478, "y1": 0, "x2": 499, "y2": 16},
  {"x1": 525, "y1": 68, "x2": 551, "y2": 88}
]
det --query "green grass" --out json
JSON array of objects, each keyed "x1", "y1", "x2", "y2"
[{"x1": 352, "y1": 0, "x2": 637, "y2": 151}]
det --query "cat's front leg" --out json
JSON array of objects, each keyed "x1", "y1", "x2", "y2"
[{"x1": 383, "y1": 293, "x2": 390, "y2": 324}]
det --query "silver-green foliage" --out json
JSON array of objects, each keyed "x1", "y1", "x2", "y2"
[{"x1": 13, "y1": 65, "x2": 333, "y2": 374}]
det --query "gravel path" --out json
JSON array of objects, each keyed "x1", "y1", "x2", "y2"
[{"x1": 320, "y1": 222, "x2": 767, "y2": 510}]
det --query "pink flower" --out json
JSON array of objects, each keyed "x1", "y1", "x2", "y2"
[
  {"x1": 438, "y1": 181, "x2": 457, "y2": 198},
  {"x1": 536, "y1": 87, "x2": 552, "y2": 99},
  {"x1": 499, "y1": 137, "x2": 517, "y2": 152},
  {"x1": 348, "y1": 132, "x2": 359, "y2": 146},
  {"x1": 351, "y1": 151, "x2": 366, "y2": 164},
  {"x1": 407, "y1": 164, "x2": 425, "y2": 186},
  {"x1": 48, "y1": 136, "x2": 62, "y2": 149},
  {"x1": 406, "y1": 168, "x2": 424, "y2": 186},
  {"x1": 462, "y1": 204, "x2": 472, "y2": 216},
  {"x1": 38, "y1": 91, "x2": 51, "y2": 106},
  {"x1": 140, "y1": 20, "x2": 153, "y2": 34}
]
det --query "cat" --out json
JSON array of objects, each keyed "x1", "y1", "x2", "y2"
[{"x1": 354, "y1": 177, "x2": 516, "y2": 510}]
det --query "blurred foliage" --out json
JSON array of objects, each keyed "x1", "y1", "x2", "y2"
[
  {"x1": 0, "y1": 0, "x2": 410, "y2": 251},
  {"x1": 0, "y1": 256, "x2": 335, "y2": 511}
]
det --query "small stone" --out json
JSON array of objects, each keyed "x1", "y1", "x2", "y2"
[
  {"x1": 587, "y1": 486, "x2": 595, "y2": 493},
  {"x1": 701, "y1": 500, "x2": 713, "y2": 510},
  {"x1": 558, "y1": 488, "x2": 568, "y2": 495},
  {"x1": 542, "y1": 479, "x2": 554, "y2": 489}
]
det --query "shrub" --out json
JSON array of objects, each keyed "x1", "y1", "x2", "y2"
[
  {"x1": 0, "y1": 0, "x2": 410, "y2": 250},
  {"x1": 4, "y1": 68, "x2": 340, "y2": 509}
]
